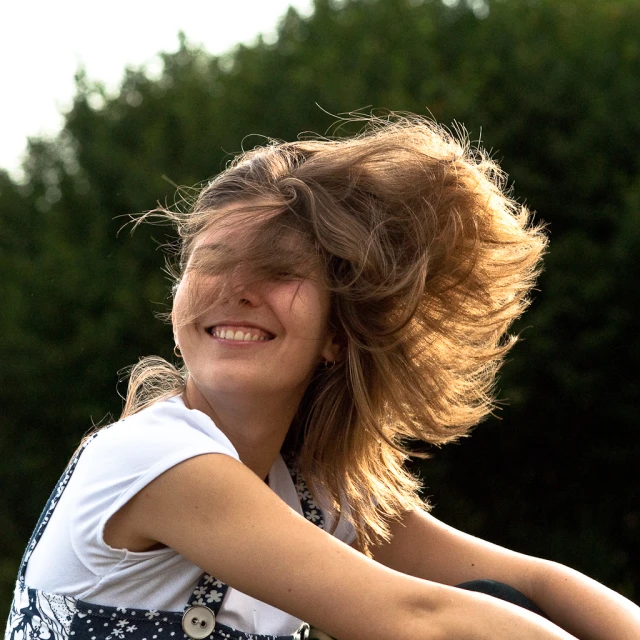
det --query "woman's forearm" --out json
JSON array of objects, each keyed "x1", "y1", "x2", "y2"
[
  {"x1": 530, "y1": 559, "x2": 640, "y2": 640},
  {"x1": 397, "y1": 580, "x2": 578, "y2": 640}
]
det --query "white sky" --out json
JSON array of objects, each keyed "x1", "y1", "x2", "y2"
[{"x1": 1, "y1": 0, "x2": 315, "y2": 177}]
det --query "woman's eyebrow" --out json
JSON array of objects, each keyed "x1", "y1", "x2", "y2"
[
  {"x1": 191, "y1": 242, "x2": 229, "y2": 255},
  {"x1": 187, "y1": 243, "x2": 232, "y2": 269}
]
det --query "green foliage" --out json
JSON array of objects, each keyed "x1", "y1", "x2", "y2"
[{"x1": 2, "y1": 0, "x2": 639, "y2": 618}]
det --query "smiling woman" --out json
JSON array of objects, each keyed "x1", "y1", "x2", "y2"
[
  {"x1": 6, "y1": 114, "x2": 640, "y2": 640},
  {"x1": 172, "y1": 216, "x2": 339, "y2": 446}
]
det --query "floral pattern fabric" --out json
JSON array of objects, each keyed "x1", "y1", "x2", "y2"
[{"x1": 8, "y1": 584, "x2": 76, "y2": 640}]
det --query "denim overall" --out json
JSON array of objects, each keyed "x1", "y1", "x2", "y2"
[{"x1": 5, "y1": 435, "x2": 320, "y2": 640}]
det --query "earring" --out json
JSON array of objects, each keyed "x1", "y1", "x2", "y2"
[
  {"x1": 323, "y1": 359, "x2": 336, "y2": 369},
  {"x1": 174, "y1": 344, "x2": 182, "y2": 359}
]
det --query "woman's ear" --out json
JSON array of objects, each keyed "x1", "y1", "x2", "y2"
[
  {"x1": 171, "y1": 310, "x2": 179, "y2": 347},
  {"x1": 321, "y1": 332, "x2": 345, "y2": 365}
]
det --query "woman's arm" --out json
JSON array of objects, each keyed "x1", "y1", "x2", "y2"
[
  {"x1": 368, "y1": 508, "x2": 640, "y2": 640},
  {"x1": 106, "y1": 454, "x2": 576, "y2": 640}
]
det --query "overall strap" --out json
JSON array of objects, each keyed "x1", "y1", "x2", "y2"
[
  {"x1": 18, "y1": 433, "x2": 99, "y2": 583},
  {"x1": 184, "y1": 462, "x2": 324, "y2": 617},
  {"x1": 288, "y1": 464, "x2": 325, "y2": 531}
]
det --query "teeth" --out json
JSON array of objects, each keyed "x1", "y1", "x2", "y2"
[{"x1": 213, "y1": 326, "x2": 269, "y2": 342}]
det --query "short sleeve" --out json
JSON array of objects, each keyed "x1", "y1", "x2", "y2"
[{"x1": 68, "y1": 397, "x2": 239, "y2": 575}]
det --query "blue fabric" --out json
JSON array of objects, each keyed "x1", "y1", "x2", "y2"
[{"x1": 456, "y1": 579, "x2": 548, "y2": 618}]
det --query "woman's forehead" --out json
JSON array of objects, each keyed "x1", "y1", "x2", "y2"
[
  {"x1": 184, "y1": 206, "x2": 324, "y2": 282},
  {"x1": 190, "y1": 201, "x2": 313, "y2": 254},
  {"x1": 191, "y1": 223, "x2": 243, "y2": 252},
  {"x1": 191, "y1": 222, "x2": 308, "y2": 255}
]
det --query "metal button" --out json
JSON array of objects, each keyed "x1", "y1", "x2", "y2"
[
  {"x1": 294, "y1": 623, "x2": 310, "y2": 640},
  {"x1": 181, "y1": 605, "x2": 216, "y2": 639}
]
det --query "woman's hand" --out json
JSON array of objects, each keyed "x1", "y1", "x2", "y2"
[
  {"x1": 529, "y1": 561, "x2": 640, "y2": 640},
  {"x1": 105, "y1": 453, "x2": 576, "y2": 640}
]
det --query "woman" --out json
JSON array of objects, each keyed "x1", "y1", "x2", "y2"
[{"x1": 6, "y1": 116, "x2": 640, "y2": 640}]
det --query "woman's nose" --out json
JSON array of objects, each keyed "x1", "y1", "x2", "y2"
[{"x1": 224, "y1": 278, "x2": 265, "y2": 307}]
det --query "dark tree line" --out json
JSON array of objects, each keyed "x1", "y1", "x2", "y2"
[{"x1": 1, "y1": 0, "x2": 639, "y2": 618}]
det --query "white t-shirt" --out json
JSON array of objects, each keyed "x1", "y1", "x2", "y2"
[{"x1": 25, "y1": 396, "x2": 356, "y2": 636}]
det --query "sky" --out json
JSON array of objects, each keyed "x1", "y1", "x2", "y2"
[{"x1": 1, "y1": 0, "x2": 315, "y2": 177}]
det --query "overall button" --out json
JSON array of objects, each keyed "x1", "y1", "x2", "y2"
[
  {"x1": 181, "y1": 605, "x2": 216, "y2": 639},
  {"x1": 294, "y1": 623, "x2": 310, "y2": 640}
]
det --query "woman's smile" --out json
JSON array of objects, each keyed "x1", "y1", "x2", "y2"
[{"x1": 206, "y1": 323, "x2": 276, "y2": 343}]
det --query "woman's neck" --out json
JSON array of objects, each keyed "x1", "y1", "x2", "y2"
[{"x1": 182, "y1": 381, "x2": 302, "y2": 480}]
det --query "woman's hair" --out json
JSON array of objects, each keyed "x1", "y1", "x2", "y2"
[{"x1": 122, "y1": 114, "x2": 547, "y2": 553}]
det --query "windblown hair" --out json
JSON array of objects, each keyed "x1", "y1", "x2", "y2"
[{"x1": 123, "y1": 114, "x2": 547, "y2": 553}]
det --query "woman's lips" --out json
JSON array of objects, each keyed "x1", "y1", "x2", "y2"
[{"x1": 206, "y1": 324, "x2": 275, "y2": 342}]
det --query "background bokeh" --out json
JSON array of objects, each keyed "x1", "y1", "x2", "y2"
[{"x1": 1, "y1": 0, "x2": 639, "y2": 620}]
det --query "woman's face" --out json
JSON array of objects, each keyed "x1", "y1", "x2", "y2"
[{"x1": 172, "y1": 220, "x2": 339, "y2": 404}]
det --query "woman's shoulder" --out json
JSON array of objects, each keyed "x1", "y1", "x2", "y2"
[
  {"x1": 64, "y1": 397, "x2": 244, "y2": 547},
  {"x1": 80, "y1": 396, "x2": 240, "y2": 473}
]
